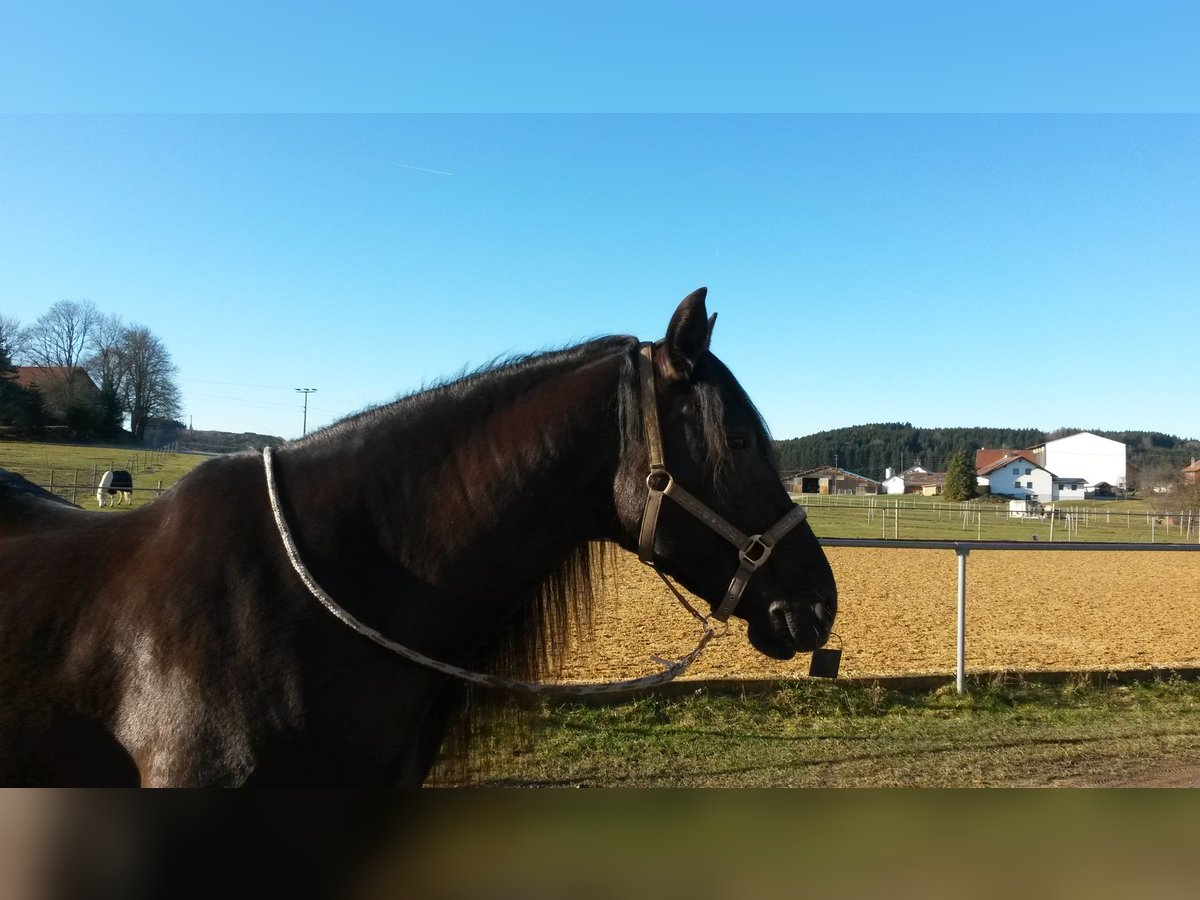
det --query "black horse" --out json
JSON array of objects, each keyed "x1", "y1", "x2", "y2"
[{"x1": 0, "y1": 289, "x2": 836, "y2": 786}]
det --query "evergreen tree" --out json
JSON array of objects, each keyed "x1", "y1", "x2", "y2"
[
  {"x1": 95, "y1": 385, "x2": 126, "y2": 439},
  {"x1": 12, "y1": 383, "x2": 46, "y2": 434},
  {"x1": 943, "y1": 449, "x2": 976, "y2": 501},
  {"x1": 0, "y1": 341, "x2": 21, "y2": 426}
]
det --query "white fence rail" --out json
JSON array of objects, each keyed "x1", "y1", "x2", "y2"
[{"x1": 818, "y1": 538, "x2": 1200, "y2": 693}]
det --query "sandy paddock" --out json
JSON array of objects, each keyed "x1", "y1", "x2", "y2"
[{"x1": 554, "y1": 547, "x2": 1200, "y2": 682}]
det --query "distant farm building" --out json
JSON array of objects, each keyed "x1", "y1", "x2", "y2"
[
  {"x1": 12, "y1": 366, "x2": 101, "y2": 424},
  {"x1": 789, "y1": 466, "x2": 882, "y2": 495},
  {"x1": 882, "y1": 465, "x2": 945, "y2": 496},
  {"x1": 975, "y1": 431, "x2": 1126, "y2": 499},
  {"x1": 1184, "y1": 459, "x2": 1200, "y2": 485},
  {"x1": 976, "y1": 450, "x2": 1087, "y2": 503},
  {"x1": 1029, "y1": 432, "x2": 1127, "y2": 491}
]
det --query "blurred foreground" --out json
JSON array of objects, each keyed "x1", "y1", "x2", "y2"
[{"x1": 1, "y1": 791, "x2": 1197, "y2": 900}]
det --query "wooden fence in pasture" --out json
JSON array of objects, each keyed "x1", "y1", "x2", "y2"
[
  {"x1": 20, "y1": 449, "x2": 178, "y2": 506},
  {"x1": 37, "y1": 468, "x2": 165, "y2": 506},
  {"x1": 792, "y1": 493, "x2": 1200, "y2": 546}
]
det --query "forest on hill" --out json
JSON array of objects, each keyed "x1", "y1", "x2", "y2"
[{"x1": 774, "y1": 423, "x2": 1200, "y2": 480}]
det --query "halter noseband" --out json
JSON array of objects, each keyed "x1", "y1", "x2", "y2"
[{"x1": 635, "y1": 342, "x2": 808, "y2": 623}]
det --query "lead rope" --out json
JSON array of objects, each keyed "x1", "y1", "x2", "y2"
[{"x1": 263, "y1": 446, "x2": 716, "y2": 697}]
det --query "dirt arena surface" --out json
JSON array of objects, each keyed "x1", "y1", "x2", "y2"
[{"x1": 554, "y1": 547, "x2": 1200, "y2": 682}]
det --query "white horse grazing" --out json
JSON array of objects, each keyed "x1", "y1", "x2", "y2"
[{"x1": 96, "y1": 469, "x2": 133, "y2": 508}]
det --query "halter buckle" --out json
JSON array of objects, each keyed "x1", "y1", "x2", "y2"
[{"x1": 739, "y1": 534, "x2": 773, "y2": 570}]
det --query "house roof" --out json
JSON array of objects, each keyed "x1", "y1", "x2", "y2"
[
  {"x1": 1184, "y1": 460, "x2": 1200, "y2": 474},
  {"x1": 884, "y1": 466, "x2": 929, "y2": 480},
  {"x1": 975, "y1": 448, "x2": 1026, "y2": 473},
  {"x1": 977, "y1": 452, "x2": 1045, "y2": 477},
  {"x1": 793, "y1": 466, "x2": 881, "y2": 485},
  {"x1": 12, "y1": 366, "x2": 99, "y2": 392},
  {"x1": 900, "y1": 471, "x2": 945, "y2": 486},
  {"x1": 1031, "y1": 430, "x2": 1124, "y2": 450}
]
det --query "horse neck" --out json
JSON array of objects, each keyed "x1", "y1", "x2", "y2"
[{"x1": 285, "y1": 343, "x2": 633, "y2": 598}]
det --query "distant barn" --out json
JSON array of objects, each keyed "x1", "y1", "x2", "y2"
[
  {"x1": 789, "y1": 466, "x2": 882, "y2": 496},
  {"x1": 12, "y1": 366, "x2": 101, "y2": 424}
]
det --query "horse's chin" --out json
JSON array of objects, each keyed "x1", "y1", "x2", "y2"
[{"x1": 746, "y1": 599, "x2": 827, "y2": 661}]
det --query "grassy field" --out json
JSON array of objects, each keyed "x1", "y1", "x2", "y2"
[
  {"x1": 795, "y1": 493, "x2": 1200, "y2": 544},
  {"x1": 451, "y1": 676, "x2": 1200, "y2": 787},
  {"x1": 5, "y1": 439, "x2": 1194, "y2": 542},
  {"x1": 0, "y1": 441, "x2": 209, "y2": 508}
]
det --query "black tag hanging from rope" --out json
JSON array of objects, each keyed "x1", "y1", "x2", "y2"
[{"x1": 808, "y1": 632, "x2": 843, "y2": 679}]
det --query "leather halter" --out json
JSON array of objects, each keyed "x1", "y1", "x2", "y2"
[{"x1": 636, "y1": 342, "x2": 808, "y2": 623}]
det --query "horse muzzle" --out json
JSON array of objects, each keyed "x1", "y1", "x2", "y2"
[{"x1": 746, "y1": 594, "x2": 836, "y2": 660}]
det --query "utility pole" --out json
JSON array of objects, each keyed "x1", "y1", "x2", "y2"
[{"x1": 296, "y1": 388, "x2": 317, "y2": 436}]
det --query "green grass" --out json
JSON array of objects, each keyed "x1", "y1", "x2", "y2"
[
  {"x1": 795, "y1": 493, "x2": 1200, "y2": 544},
  {"x1": 0, "y1": 440, "x2": 209, "y2": 509},
  {"x1": 457, "y1": 676, "x2": 1200, "y2": 787}
]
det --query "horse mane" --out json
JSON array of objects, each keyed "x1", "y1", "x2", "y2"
[
  {"x1": 290, "y1": 334, "x2": 768, "y2": 781},
  {"x1": 296, "y1": 335, "x2": 640, "y2": 452},
  {"x1": 331, "y1": 335, "x2": 642, "y2": 782}
]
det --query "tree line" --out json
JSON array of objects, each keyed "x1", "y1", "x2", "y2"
[
  {"x1": 775, "y1": 422, "x2": 1200, "y2": 481},
  {"x1": 0, "y1": 300, "x2": 181, "y2": 443}
]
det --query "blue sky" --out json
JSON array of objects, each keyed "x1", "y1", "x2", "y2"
[
  {"x1": 1, "y1": 6, "x2": 1197, "y2": 442},
  {"x1": 3, "y1": 2, "x2": 1198, "y2": 113}
]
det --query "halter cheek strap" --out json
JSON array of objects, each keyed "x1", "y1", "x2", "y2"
[{"x1": 635, "y1": 343, "x2": 808, "y2": 623}]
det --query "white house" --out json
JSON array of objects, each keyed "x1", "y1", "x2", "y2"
[
  {"x1": 977, "y1": 452, "x2": 1091, "y2": 502},
  {"x1": 882, "y1": 465, "x2": 944, "y2": 496},
  {"x1": 1053, "y1": 477, "x2": 1087, "y2": 500},
  {"x1": 1030, "y1": 432, "x2": 1127, "y2": 491},
  {"x1": 977, "y1": 452, "x2": 1056, "y2": 502}
]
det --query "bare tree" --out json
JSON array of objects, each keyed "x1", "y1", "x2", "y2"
[
  {"x1": 24, "y1": 299, "x2": 101, "y2": 405},
  {"x1": 1135, "y1": 461, "x2": 1182, "y2": 512},
  {"x1": 85, "y1": 312, "x2": 128, "y2": 394},
  {"x1": 82, "y1": 313, "x2": 131, "y2": 437},
  {"x1": 0, "y1": 315, "x2": 21, "y2": 424},
  {"x1": 25, "y1": 299, "x2": 100, "y2": 369},
  {"x1": 0, "y1": 314, "x2": 25, "y2": 363},
  {"x1": 121, "y1": 324, "x2": 181, "y2": 442}
]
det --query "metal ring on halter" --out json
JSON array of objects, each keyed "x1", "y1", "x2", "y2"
[
  {"x1": 646, "y1": 469, "x2": 672, "y2": 493},
  {"x1": 738, "y1": 534, "x2": 773, "y2": 569}
]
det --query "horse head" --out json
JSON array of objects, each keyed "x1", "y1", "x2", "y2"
[{"x1": 616, "y1": 289, "x2": 837, "y2": 660}]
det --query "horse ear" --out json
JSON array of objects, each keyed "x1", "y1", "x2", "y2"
[{"x1": 660, "y1": 287, "x2": 711, "y2": 382}]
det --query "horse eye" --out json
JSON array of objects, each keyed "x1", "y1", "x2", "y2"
[{"x1": 727, "y1": 432, "x2": 751, "y2": 452}]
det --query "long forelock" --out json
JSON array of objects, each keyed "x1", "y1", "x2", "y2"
[{"x1": 695, "y1": 354, "x2": 775, "y2": 488}]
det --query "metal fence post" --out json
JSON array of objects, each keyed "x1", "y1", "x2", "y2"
[{"x1": 956, "y1": 545, "x2": 970, "y2": 694}]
